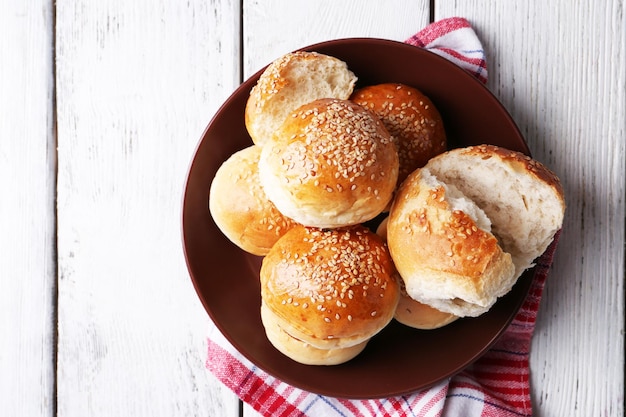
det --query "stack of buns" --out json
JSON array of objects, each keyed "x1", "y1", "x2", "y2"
[
  {"x1": 208, "y1": 50, "x2": 565, "y2": 365},
  {"x1": 260, "y1": 225, "x2": 399, "y2": 365}
]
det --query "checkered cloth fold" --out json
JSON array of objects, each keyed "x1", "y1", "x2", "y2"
[{"x1": 206, "y1": 17, "x2": 559, "y2": 417}]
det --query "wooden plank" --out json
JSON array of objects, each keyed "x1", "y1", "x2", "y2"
[
  {"x1": 242, "y1": 2, "x2": 431, "y2": 414},
  {"x1": 242, "y1": 0, "x2": 431, "y2": 78},
  {"x1": 0, "y1": 1, "x2": 56, "y2": 416},
  {"x1": 55, "y1": 0, "x2": 241, "y2": 415},
  {"x1": 434, "y1": 1, "x2": 625, "y2": 415}
]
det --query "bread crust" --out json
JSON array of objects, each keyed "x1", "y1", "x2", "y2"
[
  {"x1": 259, "y1": 98, "x2": 399, "y2": 228},
  {"x1": 351, "y1": 83, "x2": 446, "y2": 183},
  {"x1": 425, "y1": 144, "x2": 565, "y2": 276},
  {"x1": 208, "y1": 145, "x2": 299, "y2": 255},
  {"x1": 387, "y1": 167, "x2": 516, "y2": 317},
  {"x1": 245, "y1": 51, "x2": 357, "y2": 146},
  {"x1": 261, "y1": 303, "x2": 368, "y2": 365},
  {"x1": 376, "y1": 215, "x2": 459, "y2": 329},
  {"x1": 387, "y1": 144, "x2": 565, "y2": 317},
  {"x1": 260, "y1": 225, "x2": 400, "y2": 351},
  {"x1": 394, "y1": 291, "x2": 459, "y2": 330}
]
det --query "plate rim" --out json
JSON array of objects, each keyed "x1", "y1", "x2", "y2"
[{"x1": 181, "y1": 37, "x2": 533, "y2": 399}]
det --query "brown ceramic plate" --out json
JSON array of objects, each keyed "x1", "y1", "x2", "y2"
[{"x1": 182, "y1": 38, "x2": 533, "y2": 399}]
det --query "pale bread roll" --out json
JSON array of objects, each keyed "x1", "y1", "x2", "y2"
[
  {"x1": 208, "y1": 145, "x2": 299, "y2": 256},
  {"x1": 245, "y1": 51, "x2": 357, "y2": 146},
  {"x1": 393, "y1": 292, "x2": 460, "y2": 329}
]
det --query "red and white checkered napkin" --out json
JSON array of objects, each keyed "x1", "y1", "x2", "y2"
[
  {"x1": 206, "y1": 17, "x2": 559, "y2": 417},
  {"x1": 405, "y1": 17, "x2": 488, "y2": 84}
]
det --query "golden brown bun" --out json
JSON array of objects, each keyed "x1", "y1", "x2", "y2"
[
  {"x1": 245, "y1": 51, "x2": 357, "y2": 146},
  {"x1": 394, "y1": 290, "x2": 459, "y2": 330},
  {"x1": 260, "y1": 225, "x2": 400, "y2": 357},
  {"x1": 387, "y1": 145, "x2": 565, "y2": 317},
  {"x1": 375, "y1": 215, "x2": 458, "y2": 329},
  {"x1": 387, "y1": 167, "x2": 516, "y2": 317},
  {"x1": 259, "y1": 98, "x2": 399, "y2": 228},
  {"x1": 375, "y1": 216, "x2": 389, "y2": 240},
  {"x1": 261, "y1": 303, "x2": 367, "y2": 365},
  {"x1": 351, "y1": 83, "x2": 446, "y2": 184},
  {"x1": 208, "y1": 145, "x2": 299, "y2": 255}
]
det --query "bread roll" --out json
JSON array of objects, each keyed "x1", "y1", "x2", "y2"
[
  {"x1": 394, "y1": 287, "x2": 459, "y2": 329},
  {"x1": 259, "y1": 98, "x2": 399, "y2": 228},
  {"x1": 387, "y1": 145, "x2": 564, "y2": 317},
  {"x1": 260, "y1": 225, "x2": 400, "y2": 364},
  {"x1": 376, "y1": 215, "x2": 458, "y2": 328},
  {"x1": 261, "y1": 303, "x2": 368, "y2": 365},
  {"x1": 351, "y1": 83, "x2": 446, "y2": 184},
  {"x1": 209, "y1": 145, "x2": 299, "y2": 256},
  {"x1": 245, "y1": 51, "x2": 357, "y2": 146}
]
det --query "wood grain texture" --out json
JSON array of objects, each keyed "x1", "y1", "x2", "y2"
[
  {"x1": 242, "y1": 0, "x2": 431, "y2": 78},
  {"x1": 55, "y1": 0, "x2": 240, "y2": 415},
  {"x1": 434, "y1": 1, "x2": 625, "y2": 416},
  {"x1": 0, "y1": 1, "x2": 56, "y2": 416},
  {"x1": 3, "y1": 0, "x2": 623, "y2": 416},
  {"x1": 242, "y1": 3, "x2": 430, "y2": 415}
]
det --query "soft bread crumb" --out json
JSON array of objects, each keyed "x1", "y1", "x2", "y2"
[
  {"x1": 426, "y1": 145, "x2": 565, "y2": 276},
  {"x1": 421, "y1": 168, "x2": 492, "y2": 232}
]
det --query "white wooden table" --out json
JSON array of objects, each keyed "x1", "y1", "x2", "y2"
[{"x1": 1, "y1": 1, "x2": 624, "y2": 416}]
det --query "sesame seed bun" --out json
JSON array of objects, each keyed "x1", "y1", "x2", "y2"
[
  {"x1": 351, "y1": 83, "x2": 447, "y2": 184},
  {"x1": 258, "y1": 98, "x2": 399, "y2": 228},
  {"x1": 260, "y1": 225, "x2": 400, "y2": 363},
  {"x1": 208, "y1": 145, "x2": 299, "y2": 256},
  {"x1": 387, "y1": 145, "x2": 565, "y2": 317},
  {"x1": 245, "y1": 51, "x2": 357, "y2": 146}
]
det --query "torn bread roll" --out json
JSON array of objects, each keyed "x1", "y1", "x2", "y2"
[
  {"x1": 260, "y1": 225, "x2": 400, "y2": 365},
  {"x1": 376, "y1": 216, "x2": 459, "y2": 329},
  {"x1": 351, "y1": 83, "x2": 447, "y2": 184},
  {"x1": 259, "y1": 98, "x2": 399, "y2": 228},
  {"x1": 209, "y1": 145, "x2": 299, "y2": 256},
  {"x1": 387, "y1": 144, "x2": 565, "y2": 317},
  {"x1": 245, "y1": 51, "x2": 357, "y2": 146}
]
